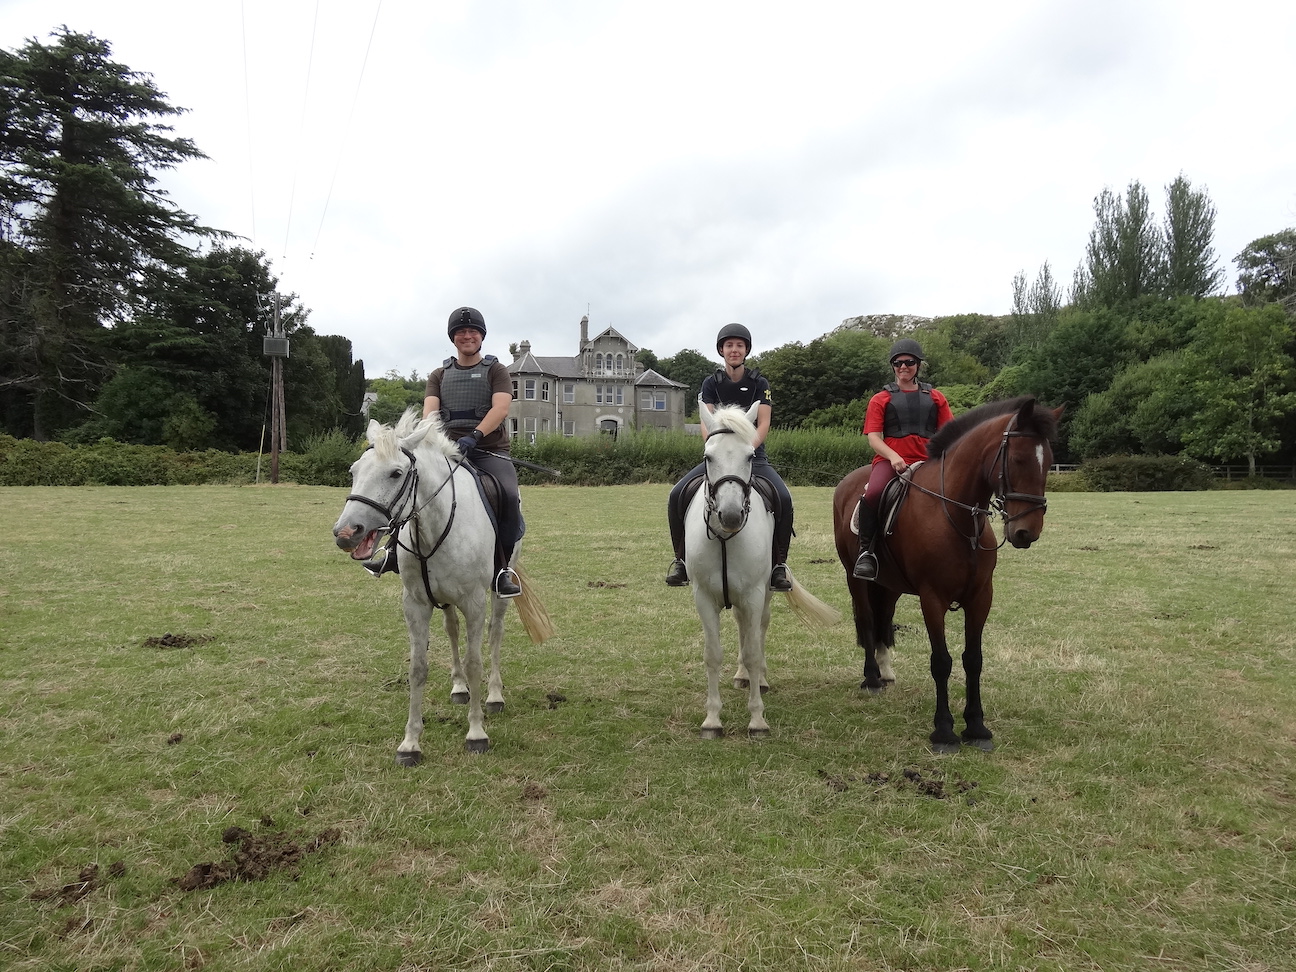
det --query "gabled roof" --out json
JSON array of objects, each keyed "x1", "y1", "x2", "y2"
[
  {"x1": 584, "y1": 326, "x2": 638, "y2": 353},
  {"x1": 635, "y1": 368, "x2": 686, "y2": 388}
]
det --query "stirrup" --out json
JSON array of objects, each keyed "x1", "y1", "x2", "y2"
[
  {"x1": 665, "y1": 558, "x2": 689, "y2": 587},
  {"x1": 493, "y1": 567, "x2": 522, "y2": 598},
  {"x1": 852, "y1": 550, "x2": 878, "y2": 580},
  {"x1": 769, "y1": 564, "x2": 792, "y2": 592}
]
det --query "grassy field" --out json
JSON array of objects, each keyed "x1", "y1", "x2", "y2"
[{"x1": 1, "y1": 484, "x2": 1294, "y2": 971}]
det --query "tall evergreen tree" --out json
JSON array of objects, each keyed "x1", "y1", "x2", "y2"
[
  {"x1": 1072, "y1": 181, "x2": 1164, "y2": 307},
  {"x1": 1161, "y1": 174, "x2": 1223, "y2": 298},
  {"x1": 0, "y1": 28, "x2": 212, "y2": 439}
]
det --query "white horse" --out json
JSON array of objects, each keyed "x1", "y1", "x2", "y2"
[
  {"x1": 685, "y1": 402, "x2": 839, "y2": 738},
  {"x1": 332, "y1": 409, "x2": 552, "y2": 762}
]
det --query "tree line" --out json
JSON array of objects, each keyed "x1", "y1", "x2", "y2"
[
  {"x1": 649, "y1": 179, "x2": 1296, "y2": 475},
  {"x1": 0, "y1": 29, "x2": 366, "y2": 449}
]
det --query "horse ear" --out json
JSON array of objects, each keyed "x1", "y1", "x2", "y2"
[
  {"x1": 699, "y1": 398, "x2": 717, "y2": 434},
  {"x1": 1051, "y1": 404, "x2": 1065, "y2": 420},
  {"x1": 745, "y1": 401, "x2": 761, "y2": 427},
  {"x1": 366, "y1": 419, "x2": 382, "y2": 443},
  {"x1": 399, "y1": 417, "x2": 433, "y2": 451}
]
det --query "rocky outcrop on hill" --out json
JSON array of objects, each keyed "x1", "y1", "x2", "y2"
[{"x1": 834, "y1": 314, "x2": 931, "y2": 339}]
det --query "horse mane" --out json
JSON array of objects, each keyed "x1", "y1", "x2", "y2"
[
  {"x1": 926, "y1": 396, "x2": 1059, "y2": 460},
  {"x1": 369, "y1": 408, "x2": 456, "y2": 461},
  {"x1": 708, "y1": 405, "x2": 759, "y2": 447}
]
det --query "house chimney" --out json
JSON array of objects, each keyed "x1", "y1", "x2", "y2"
[
  {"x1": 518, "y1": 340, "x2": 531, "y2": 360},
  {"x1": 579, "y1": 314, "x2": 589, "y2": 351}
]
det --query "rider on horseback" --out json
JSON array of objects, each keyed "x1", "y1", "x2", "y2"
[
  {"x1": 665, "y1": 323, "x2": 796, "y2": 592},
  {"x1": 852, "y1": 338, "x2": 954, "y2": 580},
  {"x1": 363, "y1": 306, "x2": 523, "y2": 598}
]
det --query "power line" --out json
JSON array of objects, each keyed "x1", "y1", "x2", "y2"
[{"x1": 281, "y1": 0, "x2": 322, "y2": 261}]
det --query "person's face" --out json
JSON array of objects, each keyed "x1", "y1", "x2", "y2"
[
  {"x1": 452, "y1": 327, "x2": 483, "y2": 355},
  {"x1": 891, "y1": 356, "x2": 919, "y2": 380},
  {"x1": 721, "y1": 338, "x2": 748, "y2": 367}
]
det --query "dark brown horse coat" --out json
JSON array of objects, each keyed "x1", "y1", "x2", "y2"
[{"x1": 833, "y1": 396, "x2": 1062, "y2": 752}]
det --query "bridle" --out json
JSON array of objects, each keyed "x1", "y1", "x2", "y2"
[
  {"x1": 908, "y1": 413, "x2": 1051, "y2": 552},
  {"x1": 345, "y1": 444, "x2": 462, "y2": 608},
  {"x1": 701, "y1": 428, "x2": 753, "y2": 541},
  {"x1": 700, "y1": 427, "x2": 756, "y2": 610}
]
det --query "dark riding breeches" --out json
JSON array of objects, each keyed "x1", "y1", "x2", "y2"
[
  {"x1": 466, "y1": 447, "x2": 524, "y2": 567},
  {"x1": 667, "y1": 458, "x2": 794, "y2": 566}
]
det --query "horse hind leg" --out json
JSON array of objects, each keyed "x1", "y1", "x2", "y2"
[
  {"x1": 873, "y1": 585, "x2": 900, "y2": 687},
  {"x1": 444, "y1": 609, "x2": 469, "y2": 705},
  {"x1": 850, "y1": 576, "x2": 887, "y2": 695}
]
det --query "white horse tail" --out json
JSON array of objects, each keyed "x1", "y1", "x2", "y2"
[
  {"x1": 784, "y1": 574, "x2": 842, "y2": 629},
  {"x1": 512, "y1": 562, "x2": 556, "y2": 644}
]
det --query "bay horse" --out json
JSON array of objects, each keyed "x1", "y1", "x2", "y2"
[
  {"x1": 686, "y1": 402, "x2": 839, "y2": 738},
  {"x1": 832, "y1": 396, "x2": 1062, "y2": 753},
  {"x1": 332, "y1": 409, "x2": 552, "y2": 762}
]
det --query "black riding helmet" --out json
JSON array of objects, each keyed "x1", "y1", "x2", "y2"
[
  {"x1": 716, "y1": 322, "x2": 752, "y2": 356},
  {"x1": 447, "y1": 306, "x2": 487, "y2": 340},
  {"x1": 888, "y1": 337, "x2": 926, "y2": 363}
]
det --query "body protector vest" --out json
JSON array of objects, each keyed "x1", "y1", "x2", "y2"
[
  {"x1": 438, "y1": 355, "x2": 498, "y2": 436},
  {"x1": 710, "y1": 366, "x2": 765, "y2": 409},
  {"x1": 882, "y1": 382, "x2": 939, "y2": 440}
]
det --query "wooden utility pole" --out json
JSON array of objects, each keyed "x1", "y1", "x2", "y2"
[{"x1": 263, "y1": 294, "x2": 290, "y2": 484}]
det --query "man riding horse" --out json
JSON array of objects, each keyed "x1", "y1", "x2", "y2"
[{"x1": 665, "y1": 322, "x2": 795, "y2": 593}]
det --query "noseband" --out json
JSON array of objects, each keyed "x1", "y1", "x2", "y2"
[{"x1": 702, "y1": 428, "x2": 753, "y2": 540}]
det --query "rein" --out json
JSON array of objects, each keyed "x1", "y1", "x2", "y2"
[
  {"x1": 909, "y1": 414, "x2": 1050, "y2": 552},
  {"x1": 347, "y1": 445, "x2": 463, "y2": 609}
]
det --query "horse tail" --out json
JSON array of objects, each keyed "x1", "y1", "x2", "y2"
[
  {"x1": 512, "y1": 562, "x2": 556, "y2": 644},
  {"x1": 784, "y1": 574, "x2": 842, "y2": 629}
]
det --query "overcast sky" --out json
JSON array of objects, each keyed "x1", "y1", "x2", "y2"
[{"x1": 3, "y1": 1, "x2": 1294, "y2": 377}]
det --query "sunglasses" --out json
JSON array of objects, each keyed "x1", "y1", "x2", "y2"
[{"x1": 892, "y1": 358, "x2": 919, "y2": 368}]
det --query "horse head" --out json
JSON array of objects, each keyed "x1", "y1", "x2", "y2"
[
  {"x1": 699, "y1": 400, "x2": 761, "y2": 536},
  {"x1": 996, "y1": 397, "x2": 1064, "y2": 549},
  {"x1": 332, "y1": 408, "x2": 455, "y2": 559}
]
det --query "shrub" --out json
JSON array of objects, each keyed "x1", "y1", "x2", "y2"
[
  {"x1": 1078, "y1": 454, "x2": 1214, "y2": 492},
  {"x1": 295, "y1": 429, "x2": 363, "y2": 487}
]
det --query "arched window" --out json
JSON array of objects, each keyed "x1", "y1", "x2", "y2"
[
  {"x1": 615, "y1": 353, "x2": 624, "y2": 373},
  {"x1": 595, "y1": 353, "x2": 604, "y2": 373}
]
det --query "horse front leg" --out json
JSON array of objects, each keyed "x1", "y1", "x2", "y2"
[
  {"x1": 397, "y1": 592, "x2": 433, "y2": 767},
  {"x1": 485, "y1": 592, "x2": 508, "y2": 714},
  {"x1": 461, "y1": 594, "x2": 490, "y2": 754},
  {"x1": 735, "y1": 592, "x2": 772, "y2": 737},
  {"x1": 694, "y1": 592, "x2": 726, "y2": 739},
  {"x1": 960, "y1": 583, "x2": 995, "y2": 751},
  {"x1": 919, "y1": 593, "x2": 959, "y2": 754},
  {"x1": 444, "y1": 609, "x2": 469, "y2": 704}
]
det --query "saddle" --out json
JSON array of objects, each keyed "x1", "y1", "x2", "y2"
[
  {"x1": 848, "y1": 462, "x2": 924, "y2": 538},
  {"x1": 459, "y1": 461, "x2": 506, "y2": 536}
]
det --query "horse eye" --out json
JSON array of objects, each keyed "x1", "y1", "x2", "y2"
[{"x1": 389, "y1": 469, "x2": 402, "y2": 479}]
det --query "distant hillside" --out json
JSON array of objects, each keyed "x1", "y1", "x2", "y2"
[{"x1": 832, "y1": 314, "x2": 931, "y2": 339}]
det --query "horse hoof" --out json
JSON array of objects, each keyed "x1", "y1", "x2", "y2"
[
  {"x1": 931, "y1": 741, "x2": 961, "y2": 755},
  {"x1": 860, "y1": 682, "x2": 886, "y2": 696},
  {"x1": 464, "y1": 737, "x2": 490, "y2": 754},
  {"x1": 485, "y1": 701, "x2": 504, "y2": 715},
  {"x1": 395, "y1": 750, "x2": 423, "y2": 767},
  {"x1": 733, "y1": 678, "x2": 749, "y2": 689},
  {"x1": 700, "y1": 727, "x2": 724, "y2": 740},
  {"x1": 963, "y1": 737, "x2": 995, "y2": 752},
  {"x1": 747, "y1": 727, "x2": 770, "y2": 739},
  {"x1": 450, "y1": 692, "x2": 469, "y2": 705}
]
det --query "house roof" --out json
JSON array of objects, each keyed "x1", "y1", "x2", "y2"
[
  {"x1": 584, "y1": 326, "x2": 638, "y2": 352},
  {"x1": 508, "y1": 352, "x2": 583, "y2": 378},
  {"x1": 635, "y1": 368, "x2": 686, "y2": 388}
]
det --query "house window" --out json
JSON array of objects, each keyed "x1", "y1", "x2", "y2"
[
  {"x1": 511, "y1": 379, "x2": 518, "y2": 401},
  {"x1": 524, "y1": 379, "x2": 536, "y2": 400},
  {"x1": 642, "y1": 391, "x2": 666, "y2": 411},
  {"x1": 595, "y1": 353, "x2": 604, "y2": 373},
  {"x1": 563, "y1": 383, "x2": 574, "y2": 404},
  {"x1": 541, "y1": 418, "x2": 550, "y2": 433},
  {"x1": 541, "y1": 381, "x2": 550, "y2": 402},
  {"x1": 615, "y1": 385, "x2": 624, "y2": 405},
  {"x1": 563, "y1": 421, "x2": 575, "y2": 437},
  {"x1": 509, "y1": 418, "x2": 518, "y2": 437},
  {"x1": 524, "y1": 417, "x2": 537, "y2": 443},
  {"x1": 615, "y1": 353, "x2": 624, "y2": 373}
]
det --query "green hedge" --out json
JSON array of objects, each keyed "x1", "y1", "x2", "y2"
[{"x1": 1077, "y1": 454, "x2": 1215, "y2": 492}]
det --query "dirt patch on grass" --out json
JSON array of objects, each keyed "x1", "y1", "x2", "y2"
[
  {"x1": 819, "y1": 766, "x2": 979, "y2": 800},
  {"x1": 174, "y1": 823, "x2": 341, "y2": 891},
  {"x1": 29, "y1": 860, "x2": 126, "y2": 906},
  {"x1": 143, "y1": 632, "x2": 214, "y2": 649}
]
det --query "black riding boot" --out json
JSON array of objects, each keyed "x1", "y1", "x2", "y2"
[
  {"x1": 769, "y1": 508, "x2": 794, "y2": 591},
  {"x1": 493, "y1": 542, "x2": 521, "y2": 598},
  {"x1": 852, "y1": 501, "x2": 879, "y2": 580},
  {"x1": 362, "y1": 542, "x2": 399, "y2": 578}
]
